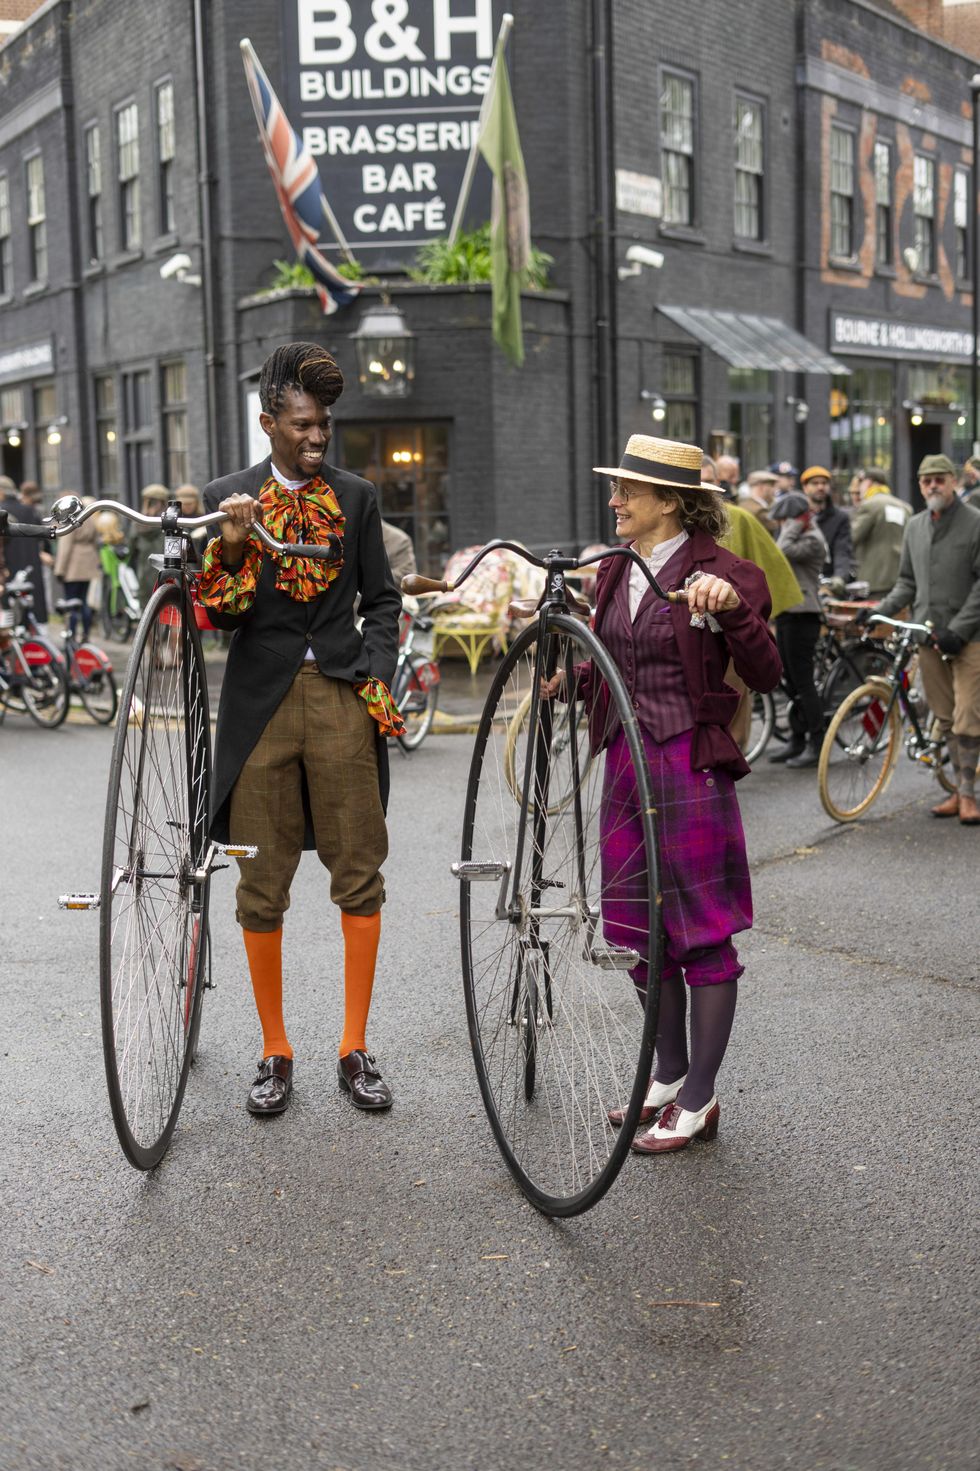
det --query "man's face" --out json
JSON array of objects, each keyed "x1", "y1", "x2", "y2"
[
  {"x1": 260, "y1": 387, "x2": 333, "y2": 481},
  {"x1": 751, "y1": 477, "x2": 776, "y2": 506},
  {"x1": 963, "y1": 464, "x2": 980, "y2": 489},
  {"x1": 715, "y1": 456, "x2": 739, "y2": 484},
  {"x1": 919, "y1": 471, "x2": 956, "y2": 512},
  {"x1": 804, "y1": 476, "x2": 831, "y2": 510}
]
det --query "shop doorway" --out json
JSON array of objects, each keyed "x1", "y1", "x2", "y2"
[
  {"x1": 908, "y1": 422, "x2": 943, "y2": 511},
  {"x1": 1, "y1": 441, "x2": 24, "y2": 486},
  {"x1": 335, "y1": 421, "x2": 450, "y2": 575}
]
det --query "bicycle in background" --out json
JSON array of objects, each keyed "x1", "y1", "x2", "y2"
[
  {"x1": 54, "y1": 594, "x2": 119, "y2": 724},
  {"x1": 99, "y1": 538, "x2": 141, "y2": 641},
  {"x1": 0, "y1": 570, "x2": 70, "y2": 728},
  {"x1": 390, "y1": 596, "x2": 441, "y2": 751}
]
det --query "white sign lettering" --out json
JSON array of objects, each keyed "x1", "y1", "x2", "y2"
[
  {"x1": 616, "y1": 169, "x2": 662, "y2": 220},
  {"x1": 831, "y1": 312, "x2": 974, "y2": 362}
]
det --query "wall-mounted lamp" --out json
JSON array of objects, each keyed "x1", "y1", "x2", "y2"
[
  {"x1": 350, "y1": 301, "x2": 416, "y2": 398},
  {"x1": 639, "y1": 389, "x2": 667, "y2": 423},
  {"x1": 3, "y1": 421, "x2": 28, "y2": 448},
  {"x1": 46, "y1": 415, "x2": 69, "y2": 446},
  {"x1": 618, "y1": 244, "x2": 665, "y2": 281},
  {"x1": 902, "y1": 399, "x2": 925, "y2": 426},
  {"x1": 786, "y1": 395, "x2": 809, "y2": 424}
]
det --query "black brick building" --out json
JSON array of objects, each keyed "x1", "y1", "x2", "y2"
[{"x1": 1, "y1": 0, "x2": 977, "y2": 570}]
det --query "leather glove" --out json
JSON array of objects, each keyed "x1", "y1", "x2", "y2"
[
  {"x1": 934, "y1": 628, "x2": 966, "y2": 656},
  {"x1": 852, "y1": 605, "x2": 876, "y2": 628}
]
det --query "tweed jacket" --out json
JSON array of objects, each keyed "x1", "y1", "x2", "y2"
[
  {"x1": 202, "y1": 457, "x2": 402, "y2": 843},
  {"x1": 589, "y1": 531, "x2": 782, "y2": 778},
  {"x1": 876, "y1": 496, "x2": 980, "y2": 643},
  {"x1": 850, "y1": 491, "x2": 911, "y2": 596}
]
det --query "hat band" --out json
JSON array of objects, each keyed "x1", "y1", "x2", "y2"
[{"x1": 619, "y1": 453, "x2": 700, "y2": 487}]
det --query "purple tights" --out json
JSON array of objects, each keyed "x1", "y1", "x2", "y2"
[{"x1": 633, "y1": 966, "x2": 738, "y2": 1113}]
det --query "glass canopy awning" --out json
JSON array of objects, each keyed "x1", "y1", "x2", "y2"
[{"x1": 658, "y1": 305, "x2": 850, "y2": 375}]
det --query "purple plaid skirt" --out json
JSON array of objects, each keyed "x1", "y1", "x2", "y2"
[{"x1": 599, "y1": 727, "x2": 750, "y2": 986}]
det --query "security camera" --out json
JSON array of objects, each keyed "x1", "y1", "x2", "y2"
[
  {"x1": 160, "y1": 252, "x2": 193, "y2": 280},
  {"x1": 625, "y1": 245, "x2": 664, "y2": 270}
]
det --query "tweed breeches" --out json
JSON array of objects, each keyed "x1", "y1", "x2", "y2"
[
  {"x1": 917, "y1": 642, "x2": 980, "y2": 739},
  {"x1": 229, "y1": 666, "x2": 388, "y2": 930},
  {"x1": 599, "y1": 727, "x2": 750, "y2": 987}
]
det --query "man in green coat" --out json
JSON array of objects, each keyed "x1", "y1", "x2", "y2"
[
  {"x1": 871, "y1": 454, "x2": 980, "y2": 825},
  {"x1": 851, "y1": 467, "x2": 911, "y2": 597}
]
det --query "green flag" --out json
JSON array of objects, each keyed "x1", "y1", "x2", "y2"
[{"x1": 478, "y1": 42, "x2": 530, "y2": 366}]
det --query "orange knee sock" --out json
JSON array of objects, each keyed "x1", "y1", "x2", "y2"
[
  {"x1": 242, "y1": 927, "x2": 292, "y2": 1060},
  {"x1": 339, "y1": 910, "x2": 381, "y2": 1057}
]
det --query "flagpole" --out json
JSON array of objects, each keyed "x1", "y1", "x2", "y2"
[
  {"x1": 447, "y1": 11, "x2": 514, "y2": 245},
  {"x1": 321, "y1": 197, "x2": 357, "y2": 264}
]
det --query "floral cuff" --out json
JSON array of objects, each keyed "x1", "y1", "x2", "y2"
[
  {"x1": 355, "y1": 677, "x2": 406, "y2": 738},
  {"x1": 197, "y1": 535, "x2": 261, "y2": 615}
]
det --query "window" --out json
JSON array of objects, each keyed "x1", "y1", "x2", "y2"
[
  {"x1": 116, "y1": 102, "x2": 141, "y2": 251},
  {"x1": 661, "y1": 72, "x2": 695, "y2": 226},
  {"x1": 162, "y1": 360, "x2": 189, "y2": 484},
  {"x1": 727, "y1": 368, "x2": 773, "y2": 473},
  {"x1": 830, "y1": 365, "x2": 894, "y2": 496},
  {"x1": 874, "y1": 140, "x2": 892, "y2": 268},
  {"x1": 26, "y1": 154, "x2": 47, "y2": 284},
  {"x1": 34, "y1": 383, "x2": 60, "y2": 491},
  {"x1": 0, "y1": 175, "x2": 10, "y2": 295},
  {"x1": 335, "y1": 422, "x2": 450, "y2": 576},
  {"x1": 954, "y1": 168, "x2": 970, "y2": 282},
  {"x1": 913, "y1": 155, "x2": 935, "y2": 275},
  {"x1": 734, "y1": 96, "x2": 764, "y2": 241},
  {"x1": 84, "y1": 124, "x2": 103, "y2": 262},
  {"x1": 123, "y1": 367, "x2": 153, "y2": 497},
  {"x1": 662, "y1": 352, "x2": 698, "y2": 443},
  {"x1": 94, "y1": 374, "x2": 119, "y2": 491},
  {"x1": 829, "y1": 126, "x2": 855, "y2": 259},
  {"x1": 155, "y1": 81, "x2": 175, "y2": 235}
]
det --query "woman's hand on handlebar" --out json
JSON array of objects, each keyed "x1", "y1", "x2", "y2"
[
  {"x1": 684, "y1": 574, "x2": 739, "y2": 615},
  {"x1": 218, "y1": 494, "x2": 263, "y2": 557},
  {"x1": 540, "y1": 672, "x2": 565, "y2": 701}
]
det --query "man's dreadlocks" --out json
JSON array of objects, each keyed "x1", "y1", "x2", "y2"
[{"x1": 259, "y1": 342, "x2": 345, "y2": 415}]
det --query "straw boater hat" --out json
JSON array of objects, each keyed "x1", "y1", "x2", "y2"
[{"x1": 594, "y1": 434, "x2": 714, "y2": 493}]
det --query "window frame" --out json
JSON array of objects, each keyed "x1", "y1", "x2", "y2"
[
  {"x1": 161, "y1": 358, "x2": 189, "y2": 485},
  {"x1": 154, "y1": 79, "x2": 176, "y2": 237},
  {"x1": 115, "y1": 99, "x2": 142, "y2": 253},
  {"x1": 829, "y1": 123, "x2": 856, "y2": 262},
  {"x1": 661, "y1": 349, "x2": 700, "y2": 445},
  {"x1": 954, "y1": 166, "x2": 970, "y2": 284},
  {"x1": 0, "y1": 172, "x2": 11, "y2": 297},
  {"x1": 659, "y1": 67, "x2": 698, "y2": 229},
  {"x1": 94, "y1": 372, "x2": 120, "y2": 493},
  {"x1": 733, "y1": 93, "x2": 766, "y2": 243},
  {"x1": 913, "y1": 153, "x2": 936, "y2": 276},
  {"x1": 25, "y1": 150, "x2": 47, "y2": 285},
  {"x1": 84, "y1": 122, "x2": 104, "y2": 264},
  {"x1": 873, "y1": 137, "x2": 892, "y2": 270}
]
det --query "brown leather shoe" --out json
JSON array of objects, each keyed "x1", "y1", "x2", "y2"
[
  {"x1": 959, "y1": 794, "x2": 980, "y2": 826},
  {"x1": 931, "y1": 792, "x2": 961, "y2": 818},
  {"x1": 631, "y1": 1098, "x2": 720, "y2": 1155},
  {"x1": 246, "y1": 1055, "x2": 293, "y2": 1115},
  {"x1": 338, "y1": 1049, "x2": 393, "y2": 1110}
]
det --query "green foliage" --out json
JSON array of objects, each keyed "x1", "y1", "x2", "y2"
[
  {"x1": 410, "y1": 224, "x2": 552, "y2": 289},
  {"x1": 267, "y1": 257, "x2": 366, "y2": 290}
]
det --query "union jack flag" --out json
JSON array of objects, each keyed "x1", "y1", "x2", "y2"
[{"x1": 240, "y1": 38, "x2": 360, "y2": 316}]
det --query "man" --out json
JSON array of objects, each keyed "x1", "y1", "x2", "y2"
[
  {"x1": 801, "y1": 465, "x2": 854, "y2": 581},
  {"x1": 960, "y1": 457, "x2": 980, "y2": 512},
  {"x1": 769, "y1": 461, "x2": 799, "y2": 502},
  {"x1": 197, "y1": 341, "x2": 404, "y2": 1114},
  {"x1": 869, "y1": 453, "x2": 980, "y2": 825},
  {"x1": 850, "y1": 466, "x2": 911, "y2": 597},
  {"x1": 739, "y1": 468, "x2": 778, "y2": 535},
  {"x1": 0, "y1": 476, "x2": 49, "y2": 630},
  {"x1": 713, "y1": 454, "x2": 741, "y2": 503},
  {"x1": 381, "y1": 519, "x2": 417, "y2": 585}
]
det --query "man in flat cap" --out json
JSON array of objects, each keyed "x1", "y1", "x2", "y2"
[
  {"x1": 869, "y1": 454, "x2": 980, "y2": 824},
  {"x1": 801, "y1": 466, "x2": 853, "y2": 581}
]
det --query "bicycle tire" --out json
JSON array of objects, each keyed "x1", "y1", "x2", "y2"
[
  {"x1": 396, "y1": 656, "x2": 439, "y2": 750},
  {"x1": 742, "y1": 689, "x2": 775, "y2": 766},
  {"x1": 821, "y1": 643, "x2": 893, "y2": 734},
  {"x1": 459, "y1": 614, "x2": 661, "y2": 1217},
  {"x1": 503, "y1": 687, "x2": 593, "y2": 812},
  {"x1": 103, "y1": 586, "x2": 134, "y2": 643},
  {"x1": 17, "y1": 639, "x2": 70, "y2": 728},
  {"x1": 817, "y1": 680, "x2": 901, "y2": 822},
  {"x1": 100, "y1": 580, "x2": 212, "y2": 1169},
  {"x1": 75, "y1": 644, "x2": 119, "y2": 724}
]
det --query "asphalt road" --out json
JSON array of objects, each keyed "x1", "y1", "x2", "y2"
[{"x1": 1, "y1": 707, "x2": 977, "y2": 1471}]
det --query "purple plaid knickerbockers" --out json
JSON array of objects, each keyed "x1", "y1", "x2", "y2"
[{"x1": 599, "y1": 727, "x2": 750, "y2": 987}]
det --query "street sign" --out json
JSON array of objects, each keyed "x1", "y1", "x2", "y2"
[{"x1": 615, "y1": 169, "x2": 662, "y2": 219}]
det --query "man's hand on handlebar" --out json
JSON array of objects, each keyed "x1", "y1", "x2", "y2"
[
  {"x1": 218, "y1": 494, "x2": 263, "y2": 560},
  {"x1": 852, "y1": 604, "x2": 877, "y2": 628},
  {"x1": 934, "y1": 627, "x2": 966, "y2": 657}
]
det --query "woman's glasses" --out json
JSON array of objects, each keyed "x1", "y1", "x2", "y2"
[{"x1": 608, "y1": 479, "x2": 655, "y2": 504}]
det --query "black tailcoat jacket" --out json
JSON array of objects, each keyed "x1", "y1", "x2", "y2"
[{"x1": 202, "y1": 458, "x2": 403, "y2": 846}]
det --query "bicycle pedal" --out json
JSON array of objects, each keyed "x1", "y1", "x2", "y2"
[
  {"x1": 588, "y1": 946, "x2": 640, "y2": 971},
  {"x1": 215, "y1": 843, "x2": 259, "y2": 859},
  {"x1": 451, "y1": 860, "x2": 510, "y2": 881},
  {"x1": 59, "y1": 893, "x2": 100, "y2": 911}
]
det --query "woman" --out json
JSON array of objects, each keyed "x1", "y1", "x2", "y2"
[
  {"x1": 554, "y1": 435, "x2": 781, "y2": 1155},
  {"x1": 767, "y1": 490, "x2": 829, "y2": 769},
  {"x1": 53, "y1": 495, "x2": 101, "y2": 639}
]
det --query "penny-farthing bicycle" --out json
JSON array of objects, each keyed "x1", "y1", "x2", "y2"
[
  {"x1": 406, "y1": 542, "x2": 685, "y2": 1217},
  {"x1": 1, "y1": 493, "x2": 338, "y2": 1170}
]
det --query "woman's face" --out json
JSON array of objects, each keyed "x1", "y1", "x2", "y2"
[{"x1": 609, "y1": 479, "x2": 680, "y2": 545}]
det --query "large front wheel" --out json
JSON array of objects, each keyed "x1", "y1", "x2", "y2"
[
  {"x1": 818, "y1": 680, "x2": 901, "y2": 822},
  {"x1": 100, "y1": 581, "x2": 212, "y2": 1168},
  {"x1": 459, "y1": 615, "x2": 661, "y2": 1217}
]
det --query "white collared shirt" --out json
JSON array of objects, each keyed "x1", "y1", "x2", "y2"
[{"x1": 628, "y1": 530, "x2": 689, "y2": 620}]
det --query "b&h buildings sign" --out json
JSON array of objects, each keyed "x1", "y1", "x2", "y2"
[{"x1": 281, "y1": 0, "x2": 505, "y2": 264}]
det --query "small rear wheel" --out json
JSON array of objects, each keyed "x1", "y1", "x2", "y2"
[
  {"x1": 75, "y1": 645, "x2": 119, "y2": 724},
  {"x1": 818, "y1": 681, "x2": 901, "y2": 822},
  {"x1": 100, "y1": 581, "x2": 212, "y2": 1169},
  {"x1": 396, "y1": 656, "x2": 439, "y2": 750}
]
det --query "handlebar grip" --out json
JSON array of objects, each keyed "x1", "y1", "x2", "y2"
[
  {"x1": 402, "y1": 574, "x2": 450, "y2": 594},
  {"x1": 0, "y1": 516, "x2": 53, "y2": 539},
  {"x1": 285, "y1": 540, "x2": 341, "y2": 562}
]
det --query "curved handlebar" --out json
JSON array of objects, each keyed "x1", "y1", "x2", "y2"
[
  {"x1": 0, "y1": 496, "x2": 341, "y2": 564},
  {"x1": 401, "y1": 540, "x2": 687, "y2": 604},
  {"x1": 869, "y1": 613, "x2": 934, "y2": 638}
]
